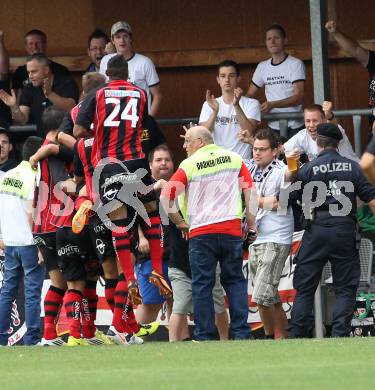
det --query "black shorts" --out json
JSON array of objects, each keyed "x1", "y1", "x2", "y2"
[
  {"x1": 97, "y1": 159, "x2": 156, "y2": 207},
  {"x1": 56, "y1": 226, "x2": 100, "y2": 281},
  {"x1": 33, "y1": 232, "x2": 59, "y2": 272},
  {"x1": 88, "y1": 213, "x2": 116, "y2": 264}
]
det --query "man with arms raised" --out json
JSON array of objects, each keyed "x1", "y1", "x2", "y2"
[{"x1": 283, "y1": 103, "x2": 358, "y2": 162}]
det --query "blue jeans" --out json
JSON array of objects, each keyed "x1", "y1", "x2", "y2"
[
  {"x1": 189, "y1": 234, "x2": 250, "y2": 341},
  {"x1": 0, "y1": 245, "x2": 45, "y2": 345}
]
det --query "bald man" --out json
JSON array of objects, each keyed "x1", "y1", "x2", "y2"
[{"x1": 160, "y1": 125, "x2": 255, "y2": 341}]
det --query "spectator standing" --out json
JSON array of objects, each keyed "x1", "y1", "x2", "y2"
[
  {"x1": 288, "y1": 123, "x2": 375, "y2": 337},
  {"x1": 12, "y1": 29, "x2": 70, "y2": 99},
  {"x1": 325, "y1": 20, "x2": 375, "y2": 130},
  {"x1": 0, "y1": 53, "x2": 79, "y2": 137},
  {"x1": 161, "y1": 126, "x2": 255, "y2": 341},
  {"x1": 0, "y1": 129, "x2": 17, "y2": 173},
  {"x1": 86, "y1": 29, "x2": 110, "y2": 72},
  {"x1": 247, "y1": 129, "x2": 297, "y2": 339},
  {"x1": 199, "y1": 60, "x2": 260, "y2": 160},
  {"x1": 99, "y1": 21, "x2": 162, "y2": 116},
  {"x1": 247, "y1": 24, "x2": 305, "y2": 137},
  {"x1": 0, "y1": 136, "x2": 45, "y2": 346}
]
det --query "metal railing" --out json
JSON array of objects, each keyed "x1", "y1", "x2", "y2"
[{"x1": 9, "y1": 108, "x2": 372, "y2": 156}]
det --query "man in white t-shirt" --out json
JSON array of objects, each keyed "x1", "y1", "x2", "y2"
[
  {"x1": 199, "y1": 60, "x2": 261, "y2": 160},
  {"x1": 99, "y1": 21, "x2": 162, "y2": 116},
  {"x1": 283, "y1": 103, "x2": 358, "y2": 162},
  {"x1": 247, "y1": 128, "x2": 297, "y2": 339},
  {"x1": 247, "y1": 24, "x2": 305, "y2": 137}
]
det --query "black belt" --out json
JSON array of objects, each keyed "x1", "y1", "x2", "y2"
[{"x1": 314, "y1": 210, "x2": 354, "y2": 221}]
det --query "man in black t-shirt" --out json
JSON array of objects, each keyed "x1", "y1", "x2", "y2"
[
  {"x1": 12, "y1": 29, "x2": 70, "y2": 99},
  {"x1": 0, "y1": 53, "x2": 79, "y2": 137}
]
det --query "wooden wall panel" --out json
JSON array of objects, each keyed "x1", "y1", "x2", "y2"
[
  {"x1": 92, "y1": 0, "x2": 312, "y2": 52},
  {"x1": 1, "y1": 0, "x2": 94, "y2": 56},
  {"x1": 336, "y1": 0, "x2": 375, "y2": 40}
]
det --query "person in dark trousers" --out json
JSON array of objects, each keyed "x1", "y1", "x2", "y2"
[{"x1": 288, "y1": 123, "x2": 375, "y2": 337}]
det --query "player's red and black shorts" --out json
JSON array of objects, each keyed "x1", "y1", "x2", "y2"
[
  {"x1": 88, "y1": 213, "x2": 116, "y2": 264},
  {"x1": 96, "y1": 158, "x2": 156, "y2": 208},
  {"x1": 56, "y1": 226, "x2": 100, "y2": 281},
  {"x1": 33, "y1": 232, "x2": 59, "y2": 272}
]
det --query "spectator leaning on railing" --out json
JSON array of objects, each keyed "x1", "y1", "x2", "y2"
[
  {"x1": 283, "y1": 102, "x2": 358, "y2": 162},
  {"x1": 0, "y1": 53, "x2": 79, "y2": 138},
  {"x1": 12, "y1": 29, "x2": 71, "y2": 101}
]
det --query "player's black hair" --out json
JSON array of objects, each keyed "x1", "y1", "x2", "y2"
[
  {"x1": 42, "y1": 106, "x2": 65, "y2": 133},
  {"x1": 106, "y1": 54, "x2": 129, "y2": 80},
  {"x1": 22, "y1": 136, "x2": 44, "y2": 161}
]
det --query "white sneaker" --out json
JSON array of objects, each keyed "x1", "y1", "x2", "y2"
[
  {"x1": 125, "y1": 333, "x2": 144, "y2": 345},
  {"x1": 106, "y1": 326, "x2": 143, "y2": 346},
  {"x1": 40, "y1": 337, "x2": 66, "y2": 346}
]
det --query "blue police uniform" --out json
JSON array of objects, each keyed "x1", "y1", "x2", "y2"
[{"x1": 288, "y1": 124, "x2": 375, "y2": 337}]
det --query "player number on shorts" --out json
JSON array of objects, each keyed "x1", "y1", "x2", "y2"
[{"x1": 104, "y1": 97, "x2": 139, "y2": 128}]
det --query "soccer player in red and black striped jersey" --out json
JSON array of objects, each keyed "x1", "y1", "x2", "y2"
[
  {"x1": 74, "y1": 55, "x2": 171, "y2": 304},
  {"x1": 32, "y1": 106, "x2": 74, "y2": 346},
  {"x1": 74, "y1": 137, "x2": 158, "y2": 345}
]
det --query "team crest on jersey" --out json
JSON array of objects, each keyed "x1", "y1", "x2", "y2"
[
  {"x1": 103, "y1": 187, "x2": 119, "y2": 201},
  {"x1": 96, "y1": 239, "x2": 106, "y2": 255}
]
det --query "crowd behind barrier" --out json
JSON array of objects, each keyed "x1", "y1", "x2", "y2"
[{"x1": 1, "y1": 19, "x2": 375, "y2": 346}]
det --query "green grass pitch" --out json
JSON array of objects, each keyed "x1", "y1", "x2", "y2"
[{"x1": 0, "y1": 338, "x2": 374, "y2": 389}]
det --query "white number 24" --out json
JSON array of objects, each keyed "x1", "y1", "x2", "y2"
[{"x1": 104, "y1": 97, "x2": 139, "y2": 128}]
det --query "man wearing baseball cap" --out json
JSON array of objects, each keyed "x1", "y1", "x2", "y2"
[
  {"x1": 288, "y1": 123, "x2": 375, "y2": 338},
  {"x1": 99, "y1": 21, "x2": 162, "y2": 116}
]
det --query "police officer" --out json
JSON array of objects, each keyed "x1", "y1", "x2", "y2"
[{"x1": 288, "y1": 123, "x2": 375, "y2": 337}]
